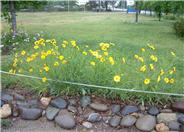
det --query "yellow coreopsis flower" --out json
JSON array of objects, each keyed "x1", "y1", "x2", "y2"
[
  {"x1": 104, "y1": 52, "x2": 108, "y2": 56},
  {"x1": 40, "y1": 69, "x2": 43, "y2": 73},
  {"x1": 170, "y1": 78, "x2": 174, "y2": 84},
  {"x1": 169, "y1": 70, "x2": 173, "y2": 75},
  {"x1": 144, "y1": 79, "x2": 150, "y2": 85},
  {"x1": 34, "y1": 45, "x2": 39, "y2": 49},
  {"x1": 59, "y1": 56, "x2": 64, "y2": 60},
  {"x1": 62, "y1": 60, "x2": 67, "y2": 64},
  {"x1": 15, "y1": 53, "x2": 18, "y2": 57},
  {"x1": 134, "y1": 54, "x2": 138, "y2": 59},
  {"x1": 26, "y1": 57, "x2": 32, "y2": 62},
  {"x1": 41, "y1": 55, "x2": 46, "y2": 60},
  {"x1": 164, "y1": 78, "x2": 169, "y2": 83},
  {"x1": 43, "y1": 66, "x2": 49, "y2": 71},
  {"x1": 101, "y1": 46, "x2": 107, "y2": 51},
  {"x1": 120, "y1": 74, "x2": 124, "y2": 76},
  {"x1": 47, "y1": 50, "x2": 51, "y2": 55},
  {"x1": 140, "y1": 65, "x2": 146, "y2": 72},
  {"x1": 71, "y1": 41, "x2": 76, "y2": 47},
  {"x1": 63, "y1": 41, "x2": 68, "y2": 44},
  {"x1": 171, "y1": 51, "x2": 175, "y2": 56},
  {"x1": 54, "y1": 62, "x2": 59, "y2": 66},
  {"x1": 9, "y1": 69, "x2": 13, "y2": 73},
  {"x1": 150, "y1": 64, "x2": 154, "y2": 70},
  {"x1": 141, "y1": 48, "x2": 145, "y2": 52},
  {"x1": 157, "y1": 76, "x2": 161, "y2": 82},
  {"x1": 21, "y1": 50, "x2": 26, "y2": 55},
  {"x1": 122, "y1": 58, "x2": 126, "y2": 63},
  {"x1": 160, "y1": 69, "x2": 164, "y2": 75},
  {"x1": 62, "y1": 44, "x2": 66, "y2": 48},
  {"x1": 42, "y1": 77, "x2": 47, "y2": 82},
  {"x1": 18, "y1": 69, "x2": 22, "y2": 73},
  {"x1": 114, "y1": 75, "x2": 120, "y2": 82},
  {"x1": 173, "y1": 67, "x2": 176, "y2": 71},
  {"x1": 76, "y1": 46, "x2": 80, "y2": 50},
  {"x1": 85, "y1": 45, "x2": 88, "y2": 48},
  {"x1": 139, "y1": 57, "x2": 144, "y2": 62},
  {"x1": 110, "y1": 43, "x2": 115, "y2": 46},
  {"x1": 100, "y1": 58, "x2": 105, "y2": 63},
  {"x1": 29, "y1": 68, "x2": 33, "y2": 72},
  {"x1": 91, "y1": 61, "x2": 95, "y2": 66},
  {"x1": 82, "y1": 51, "x2": 87, "y2": 55},
  {"x1": 154, "y1": 57, "x2": 158, "y2": 62}
]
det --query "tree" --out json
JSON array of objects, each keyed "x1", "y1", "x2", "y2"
[
  {"x1": 135, "y1": 1, "x2": 138, "y2": 24},
  {"x1": 1, "y1": 1, "x2": 47, "y2": 37}
]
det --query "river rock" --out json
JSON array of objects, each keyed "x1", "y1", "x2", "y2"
[
  {"x1": 27, "y1": 99, "x2": 40, "y2": 107},
  {"x1": 19, "y1": 107, "x2": 42, "y2": 120},
  {"x1": 0, "y1": 104, "x2": 12, "y2": 118},
  {"x1": 88, "y1": 113, "x2": 101, "y2": 123},
  {"x1": 40, "y1": 97, "x2": 51, "y2": 106},
  {"x1": 55, "y1": 110, "x2": 75, "y2": 129},
  {"x1": 1, "y1": 92, "x2": 13, "y2": 104},
  {"x1": 0, "y1": 100, "x2": 5, "y2": 107},
  {"x1": 89, "y1": 102, "x2": 108, "y2": 112},
  {"x1": 121, "y1": 105, "x2": 139, "y2": 115},
  {"x1": 156, "y1": 123, "x2": 169, "y2": 132},
  {"x1": 168, "y1": 121, "x2": 180, "y2": 131},
  {"x1": 12, "y1": 106, "x2": 19, "y2": 117},
  {"x1": 103, "y1": 116, "x2": 111, "y2": 124},
  {"x1": 77, "y1": 106, "x2": 83, "y2": 115},
  {"x1": 136, "y1": 115, "x2": 156, "y2": 131},
  {"x1": 80, "y1": 96, "x2": 91, "y2": 107},
  {"x1": 68, "y1": 106, "x2": 77, "y2": 113},
  {"x1": 68, "y1": 99, "x2": 76, "y2": 106},
  {"x1": 172, "y1": 102, "x2": 184, "y2": 113},
  {"x1": 82, "y1": 121, "x2": 93, "y2": 129},
  {"x1": 50, "y1": 97, "x2": 67, "y2": 109},
  {"x1": 160, "y1": 109, "x2": 173, "y2": 113},
  {"x1": 120, "y1": 115, "x2": 136, "y2": 127},
  {"x1": 110, "y1": 104, "x2": 120, "y2": 113},
  {"x1": 12, "y1": 92, "x2": 25, "y2": 100},
  {"x1": 109, "y1": 115, "x2": 121, "y2": 127},
  {"x1": 178, "y1": 117, "x2": 184, "y2": 125},
  {"x1": 148, "y1": 106, "x2": 159, "y2": 116},
  {"x1": 157, "y1": 113, "x2": 177, "y2": 123},
  {"x1": 138, "y1": 105, "x2": 145, "y2": 111},
  {"x1": 46, "y1": 106, "x2": 59, "y2": 121}
]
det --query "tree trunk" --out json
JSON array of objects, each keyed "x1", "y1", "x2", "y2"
[
  {"x1": 135, "y1": 1, "x2": 138, "y2": 24},
  {"x1": 10, "y1": 1, "x2": 16, "y2": 37},
  {"x1": 150, "y1": 10, "x2": 152, "y2": 16}
]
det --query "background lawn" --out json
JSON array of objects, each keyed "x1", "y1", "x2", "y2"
[{"x1": 1, "y1": 12, "x2": 184, "y2": 102}]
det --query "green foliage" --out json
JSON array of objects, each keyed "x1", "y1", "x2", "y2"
[
  {"x1": 0, "y1": 119, "x2": 13, "y2": 128},
  {"x1": 173, "y1": 18, "x2": 184, "y2": 37}
]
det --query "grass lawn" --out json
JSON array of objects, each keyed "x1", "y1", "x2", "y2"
[{"x1": 1, "y1": 12, "x2": 184, "y2": 102}]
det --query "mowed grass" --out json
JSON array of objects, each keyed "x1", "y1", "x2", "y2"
[{"x1": 1, "y1": 12, "x2": 184, "y2": 102}]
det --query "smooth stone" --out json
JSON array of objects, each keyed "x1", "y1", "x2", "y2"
[
  {"x1": 120, "y1": 115, "x2": 136, "y2": 127},
  {"x1": 138, "y1": 105, "x2": 145, "y2": 111},
  {"x1": 148, "y1": 106, "x2": 159, "y2": 116},
  {"x1": 46, "y1": 106, "x2": 59, "y2": 121},
  {"x1": 169, "y1": 121, "x2": 180, "y2": 131},
  {"x1": 80, "y1": 96, "x2": 91, "y2": 107},
  {"x1": 157, "y1": 113, "x2": 177, "y2": 123},
  {"x1": 178, "y1": 117, "x2": 184, "y2": 125},
  {"x1": 121, "y1": 105, "x2": 139, "y2": 115},
  {"x1": 16, "y1": 101, "x2": 30, "y2": 108},
  {"x1": 82, "y1": 122, "x2": 93, "y2": 129},
  {"x1": 110, "y1": 104, "x2": 120, "y2": 113},
  {"x1": 0, "y1": 100, "x2": 5, "y2": 107},
  {"x1": 87, "y1": 113, "x2": 101, "y2": 123},
  {"x1": 12, "y1": 106, "x2": 19, "y2": 117},
  {"x1": 109, "y1": 115, "x2": 121, "y2": 127},
  {"x1": 136, "y1": 115, "x2": 156, "y2": 131},
  {"x1": 68, "y1": 106, "x2": 77, "y2": 113},
  {"x1": 40, "y1": 97, "x2": 51, "y2": 106},
  {"x1": 27, "y1": 99, "x2": 40, "y2": 107},
  {"x1": 103, "y1": 116, "x2": 111, "y2": 124},
  {"x1": 1, "y1": 92, "x2": 13, "y2": 104},
  {"x1": 19, "y1": 107, "x2": 42, "y2": 120},
  {"x1": 0, "y1": 104, "x2": 12, "y2": 118},
  {"x1": 89, "y1": 102, "x2": 108, "y2": 112},
  {"x1": 55, "y1": 110, "x2": 75, "y2": 129},
  {"x1": 172, "y1": 102, "x2": 184, "y2": 113},
  {"x1": 68, "y1": 99, "x2": 76, "y2": 106},
  {"x1": 160, "y1": 109, "x2": 173, "y2": 113},
  {"x1": 12, "y1": 92, "x2": 25, "y2": 100},
  {"x1": 50, "y1": 97, "x2": 67, "y2": 109},
  {"x1": 77, "y1": 106, "x2": 83, "y2": 115},
  {"x1": 156, "y1": 123, "x2": 169, "y2": 132}
]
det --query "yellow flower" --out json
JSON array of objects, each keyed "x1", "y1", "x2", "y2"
[
  {"x1": 144, "y1": 79, "x2": 150, "y2": 85},
  {"x1": 110, "y1": 43, "x2": 115, "y2": 46},
  {"x1": 76, "y1": 46, "x2": 80, "y2": 50},
  {"x1": 13, "y1": 70, "x2": 16, "y2": 74},
  {"x1": 62, "y1": 60, "x2": 67, "y2": 64},
  {"x1": 85, "y1": 45, "x2": 88, "y2": 48},
  {"x1": 20, "y1": 60, "x2": 23, "y2": 64},
  {"x1": 100, "y1": 58, "x2": 105, "y2": 62},
  {"x1": 169, "y1": 70, "x2": 173, "y2": 75},
  {"x1": 139, "y1": 57, "x2": 144, "y2": 62},
  {"x1": 120, "y1": 74, "x2": 124, "y2": 76},
  {"x1": 10, "y1": 29, "x2": 13, "y2": 32},
  {"x1": 150, "y1": 64, "x2": 154, "y2": 70},
  {"x1": 140, "y1": 65, "x2": 146, "y2": 72},
  {"x1": 47, "y1": 50, "x2": 51, "y2": 55},
  {"x1": 160, "y1": 69, "x2": 164, "y2": 75},
  {"x1": 43, "y1": 66, "x2": 49, "y2": 71},
  {"x1": 15, "y1": 53, "x2": 18, "y2": 57},
  {"x1": 63, "y1": 41, "x2": 68, "y2": 44},
  {"x1": 13, "y1": 63, "x2": 17, "y2": 67},
  {"x1": 170, "y1": 78, "x2": 174, "y2": 84},
  {"x1": 104, "y1": 52, "x2": 108, "y2": 56},
  {"x1": 42, "y1": 77, "x2": 47, "y2": 82},
  {"x1": 154, "y1": 57, "x2": 158, "y2": 62},
  {"x1": 62, "y1": 44, "x2": 66, "y2": 48},
  {"x1": 134, "y1": 54, "x2": 138, "y2": 59},
  {"x1": 171, "y1": 51, "x2": 175, "y2": 56},
  {"x1": 71, "y1": 41, "x2": 76, "y2": 47},
  {"x1": 173, "y1": 67, "x2": 176, "y2": 71},
  {"x1": 29, "y1": 68, "x2": 33, "y2": 72},
  {"x1": 14, "y1": 58, "x2": 18, "y2": 63},
  {"x1": 59, "y1": 56, "x2": 64, "y2": 60},
  {"x1": 150, "y1": 55, "x2": 155, "y2": 60},
  {"x1": 101, "y1": 46, "x2": 107, "y2": 51},
  {"x1": 109, "y1": 57, "x2": 114, "y2": 65},
  {"x1": 157, "y1": 76, "x2": 161, "y2": 82},
  {"x1": 41, "y1": 55, "x2": 46, "y2": 60},
  {"x1": 121, "y1": 57, "x2": 125, "y2": 63},
  {"x1": 26, "y1": 57, "x2": 32, "y2": 62},
  {"x1": 91, "y1": 61, "x2": 95, "y2": 66},
  {"x1": 114, "y1": 75, "x2": 120, "y2": 82},
  {"x1": 40, "y1": 69, "x2": 43, "y2": 73},
  {"x1": 82, "y1": 51, "x2": 87, "y2": 55},
  {"x1": 21, "y1": 50, "x2": 26, "y2": 55},
  {"x1": 9, "y1": 69, "x2": 13, "y2": 73},
  {"x1": 55, "y1": 46, "x2": 58, "y2": 50},
  {"x1": 164, "y1": 78, "x2": 169, "y2": 83},
  {"x1": 18, "y1": 69, "x2": 22, "y2": 73},
  {"x1": 54, "y1": 62, "x2": 59, "y2": 66},
  {"x1": 34, "y1": 45, "x2": 39, "y2": 49},
  {"x1": 142, "y1": 48, "x2": 145, "y2": 52}
]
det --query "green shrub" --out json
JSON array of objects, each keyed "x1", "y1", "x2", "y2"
[{"x1": 173, "y1": 18, "x2": 184, "y2": 37}]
